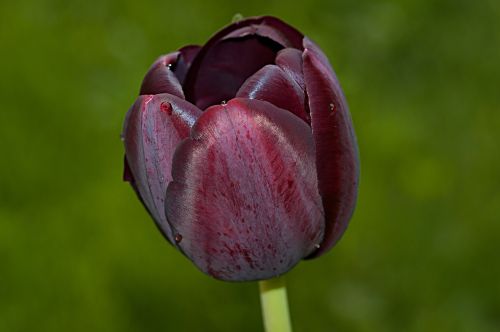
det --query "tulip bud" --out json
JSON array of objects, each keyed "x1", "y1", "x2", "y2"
[{"x1": 122, "y1": 16, "x2": 359, "y2": 281}]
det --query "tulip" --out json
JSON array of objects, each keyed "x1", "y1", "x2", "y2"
[{"x1": 122, "y1": 16, "x2": 359, "y2": 283}]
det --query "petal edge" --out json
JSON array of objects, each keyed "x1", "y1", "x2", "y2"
[{"x1": 302, "y1": 37, "x2": 359, "y2": 257}]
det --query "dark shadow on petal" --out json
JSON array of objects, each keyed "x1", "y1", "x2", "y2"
[{"x1": 172, "y1": 45, "x2": 201, "y2": 85}]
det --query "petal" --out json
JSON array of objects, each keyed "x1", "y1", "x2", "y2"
[
  {"x1": 172, "y1": 45, "x2": 201, "y2": 85},
  {"x1": 275, "y1": 48, "x2": 306, "y2": 90},
  {"x1": 165, "y1": 98, "x2": 325, "y2": 281},
  {"x1": 123, "y1": 94, "x2": 202, "y2": 243},
  {"x1": 236, "y1": 65, "x2": 309, "y2": 123},
  {"x1": 183, "y1": 16, "x2": 304, "y2": 109},
  {"x1": 140, "y1": 53, "x2": 185, "y2": 98},
  {"x1": 302, "y1": 37, "x2": 359, "y2": 257},
  {"x1": 185, "y1": 36, "x2": 283, "y2": 110}
]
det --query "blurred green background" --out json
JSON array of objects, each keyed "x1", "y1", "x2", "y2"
[{"x1": 1, "y1": 0, "x2": 499, "y2": 331}]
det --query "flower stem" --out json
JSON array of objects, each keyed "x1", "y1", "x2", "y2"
[{"x1": 259, "y1": 276, "x2": 292, "y2": 332}]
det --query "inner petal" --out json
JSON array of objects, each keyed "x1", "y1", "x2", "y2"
[
  {"x1": 184, "y1": 35, "x2": 283, "y2": 110},
  {"x1": 236, "y1": 64, "x2": 309, "y2": 123}
]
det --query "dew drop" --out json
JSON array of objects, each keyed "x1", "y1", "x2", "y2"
[
  {"x1": 314, "y1": 243, "x2": 321, "y2": 249},
  {"x1": 174, "y1": 234, "x2": 183, "y2": 243},
  {"x1": 329, "y1": 103, "x2": 335, "y2": 112},
  {"x1": 160, "y1": 102, "x2": 173, "y2": 115},
  {"x1": 167, "y1": 63, "x2": 173, "y2": 69},
  {"x1": 221, "y1": 100, "x2": 227, "y2": 106}
]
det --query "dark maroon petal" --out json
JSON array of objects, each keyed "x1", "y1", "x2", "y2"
[
  {"x1": 275, "y1": 48, "x2": 306, "y2": 90},
  {"x1": 302, "y1": 37, "x2": 359, "y2": 257},
  {"x1": 165, "y1": 98, "x2": 324, "y2": 281},
  {"x1": 236, "y1": 65, "x2": 309, "y2": 123},
  {"x1": 172, "y1": 45, "x2": 201, "y2": 85},
  {"x1": 140, "y1": 53, "x2": 185, "y2": 98},
  {"x1": 123, "y1": 94, "x2": 202, "y2": 243},
  {"x1": 183, "y1": 16, "x2": 304, "y2": 109},
  {"x1": 185, "y1": 36, "x2": 283, "y2": 110}
]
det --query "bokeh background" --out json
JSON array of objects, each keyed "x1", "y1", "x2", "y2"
[{"x1": 1, "y1": 0, "x2": 499, "y2": 331}]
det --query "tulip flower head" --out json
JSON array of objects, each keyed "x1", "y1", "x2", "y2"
[{"x1": 122, "y1": 16, "x2": 359, "y2": 281}]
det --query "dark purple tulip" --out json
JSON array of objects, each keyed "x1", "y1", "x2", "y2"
[{"x1": 122, "y1": 16, "x2": 359, "y2": 281}]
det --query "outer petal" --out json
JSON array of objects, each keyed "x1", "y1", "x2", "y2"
[
  {"x1": 183, "y1": 16, "x2": 304, "y2": 109},
  {"x1": 302, "y1": 37, "x2": 359, "y2": 257},
  {"x1": 236, "y1": 65, "x2": 309, "y2": 123},
  {"x1": 123, "y1": 94, "x2": 202, "y2": 243},
  {"x1": 165, "y1": 98, "x2": 324, "y2": 281},
  {"x1": 140, "y1": 53, "x2": 185, "y2": 98}
]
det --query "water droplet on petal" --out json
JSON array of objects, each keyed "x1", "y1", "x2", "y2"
[
  {"x1": 167, "y1": 63, "x2": 173, "y2": 69},
  {"x1": 160, "y1": 102, "x2": 173, "y2": 115},
  {"x1": 329, "y1": 103, "x2": 335, "y2": 112},
  {"x1": 174, "y1": 234, "x2": 183, "y2": 243},
  {"x1": 314, "y1": 243, "x2": 321, "y2": 249},
  {"x1": 221, "y1": 100, "x2": 227, "y2": 106}
]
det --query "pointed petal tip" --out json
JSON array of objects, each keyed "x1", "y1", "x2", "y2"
[{"x1": 139, "y1": 53, "x2": 185, "y2": 98}]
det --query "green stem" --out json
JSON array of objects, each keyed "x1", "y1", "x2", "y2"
[{"x1": 259, "y1": 276, "x2": 292, "y2": 332}]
